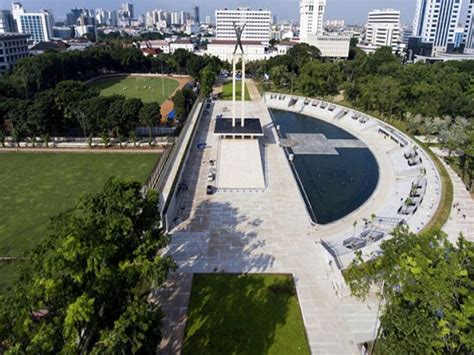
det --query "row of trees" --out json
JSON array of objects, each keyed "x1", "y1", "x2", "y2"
[
  {"x1": 0, "y1": 81, "x2": 168, "y2": 147},
  {"x1": 0, "y1": 46, "x2": 222, "y2": 146},
  {"x1": 2, "y1": 46, "x2": 222, "y2": 99},
  {"x1": 0, "y1": 179, "x2": 176, "y2": 353}
]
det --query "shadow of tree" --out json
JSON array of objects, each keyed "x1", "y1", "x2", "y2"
[
  {"x1": 166, "y1": 200, "x2": 275, "y2": 273},
  {"x1": 182, "y1": 273, "x2": 309, "y2": 355}
]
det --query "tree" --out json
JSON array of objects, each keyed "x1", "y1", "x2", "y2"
[
  {"x1": 439, "y1": 120, "x2": 469, "y2": 157},
  {"x1": 345, "y1": 227, "x2": 474, "y2": 354},
  {"x1": 139, "y1": 102, "x2": 161, "y2": 145},
  {"x1": 0, "y1": 179, "x2": 176, "y2": 353},
  {"x1": 107, "y1": 97, "x2": 143, "y2": 147},
  {"x1": 270, "y1": 64, "x2": 287, "y2": 88},
  {"x1": 200, "y1": 66, "x2": 216, "y2": 97},
  {"x1": 286, "y1": 43, "x2": 321, "y2": 74}
]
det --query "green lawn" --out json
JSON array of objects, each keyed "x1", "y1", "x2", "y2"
[
  {"x1": 182, "y1": 274, "x2": 310, "y2": 355},
  {"x1": 221, "y1": 81, "x2": 251, "y2": 101},
  {"x1": 0, "y1": 152, "x2": 159, "y2": 257},
  {"x1": 90, "y1": 75, "x2": 180, "y2": 104}
]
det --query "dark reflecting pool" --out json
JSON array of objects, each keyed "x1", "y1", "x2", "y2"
[{"x1": 271, "y1": 109, "x2": 379, "y2": 224}]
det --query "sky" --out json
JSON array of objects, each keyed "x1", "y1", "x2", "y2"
[{"x1": 0, "y1": 0, "x2": 416, "y2": 24}]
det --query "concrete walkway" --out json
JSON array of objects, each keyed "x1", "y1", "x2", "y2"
[
  {"x1": 157, "y1": 81, "x2": 379, "y2": 354},
  {"x1": 432, "y1": 148, "x2": 474, "y2": 243}
]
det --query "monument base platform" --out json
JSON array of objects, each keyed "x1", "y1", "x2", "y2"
[
  {"x1": 217, "y1": 138, "x2": 265, "y2": 190},
  {"x1": 214, "y1": 118, "x2": 263, "y2": 138}
]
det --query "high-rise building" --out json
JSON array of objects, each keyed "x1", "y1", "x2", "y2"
[
  {"x1": 215, "y1": 7, "x2": 272, "y2": 41},
  {"x1": 12, "y1": 3, "x2": 54, "y2": 43},
  {"x1": 0, "y1": 10, "x2": 16, "y2": 33},
  {"x1": 205, "y1": 15, "x2": 211, "y2": 24},
  {"x1": 194, "y1": 6, "x2": 200, "y2": 24},
  {"x1": 365, "y1": 9, "x2": 401, "y2": 52},
  {"x1": 66, "y1": 8, "x2": 82, "y2": 26},
  {"x1": 0, "y1": 33, "x2": 29, "y2": 76},
  {"x1": 402, "y1": 26, "x2": 413, "y2": 45},
  {"x1": 412, "y1": 0, "x2": 463, "y2": 53},
  {"x1": 108, "y1": 10, "x2": 118, "y2": 26},
  {"x1": 465, "y1": 0, "x2": 474, "y2": 52},
  {"x1": 121, "y1": 3, "x2": 134, "y2": 19},
  {"x1": 169, "y1": 11, "x2": 190, "y2": 26},
  {"x1": 95, "y1": 8, "x2": 109, "y2": 26},
  {"x1": 299, "y1": 0, "x2": 326, "y2": 42}
]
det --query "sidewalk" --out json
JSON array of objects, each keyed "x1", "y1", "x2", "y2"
[{"x1": 432, "y1": 148, "x2": 474, "y2": 243}]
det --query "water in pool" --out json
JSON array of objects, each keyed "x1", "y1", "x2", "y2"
[{"x1": 271, "y1": 109, "x2": 379, "y2": 224}]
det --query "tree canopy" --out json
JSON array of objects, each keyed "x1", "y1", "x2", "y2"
[
  {"x1": 0, "y1": 179, "x2": 176, "y2": 353},
  {"x1": 345, "y1": 227, "x2": 474, "y2": 354}
]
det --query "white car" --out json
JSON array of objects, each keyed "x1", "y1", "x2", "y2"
[{"x1": 208, "y1": 172, "x2": 215, "y2": 181}]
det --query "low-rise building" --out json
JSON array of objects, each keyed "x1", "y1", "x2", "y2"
[
  {"x1": 206, "y1": 39, "x2": 274, "y2": 62},
  {"x1": 29, "y1": 39, "x2": 69, "y2": 55},
  {"x1": 305, "y1": 33, "x2": 351, "y2": 58},
  {"x1": 141, "y1": 39, "x2": 170, "y2": 54},
  {"x1": 0, "y1": 32, "x2": 29, "y2": 76},
  {"x1": 170, "y1": 38, "x2": 195, "y2": 53}
]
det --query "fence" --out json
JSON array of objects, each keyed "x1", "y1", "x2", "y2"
[
  {"x1": 137, "y1": 92, "x2": 205, "y2": 231},
  {"x1": 141, "y1": 144, "x2": 174, "y2": 196}
]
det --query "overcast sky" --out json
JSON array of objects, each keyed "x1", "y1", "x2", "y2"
[{"x1": 0, "y1": 0, "x2": 416, "y2": 24}]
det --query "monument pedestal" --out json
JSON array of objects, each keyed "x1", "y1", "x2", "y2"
[{"x1": 213, "y1": 36, "x2": 265, "y2": 191}]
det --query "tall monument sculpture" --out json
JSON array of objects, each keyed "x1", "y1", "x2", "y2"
[{"x1": 232, "y1": 22, "x2": 247, "y2": 127}]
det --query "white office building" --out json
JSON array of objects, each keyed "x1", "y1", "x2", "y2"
[
  {"x1": 305, "y1": 33, "x2": 351, "y2": 58},
  {"x1": 215, "y1": 7, "x2": 272, "y2": 41},
  {"x1": 299, "y1": 0, "x2": 326, "y2": 42},
  {"x1": 12, "y1": 3, "x2": 54, "y2": 44},
  {"x1": 413, "y1": 0, "x2": 462, "y2": 53},
  {"x1": 0, "y1": 33, "x2": 29, "y2": 76},
  {"x1": 365, "y1": 9, "x2": 401, "y2": 52}
]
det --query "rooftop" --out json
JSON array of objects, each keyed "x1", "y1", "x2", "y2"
[
  {"x1": 209, "y1": 39, "x2": 264, "y2": 46},
  {"x1": 0, "y1": 32, "x2": 30, "y2": 40},
  {"x1": 30, "y1": 40, "x2": 69, "y2": 52},
  {"x1": 214, "y1": 118, "x2": 264, "y2": 136}
]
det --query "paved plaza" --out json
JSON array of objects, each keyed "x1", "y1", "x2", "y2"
[
  {"x1": 156, "y1": 82, "x2": 458, "y2": 354},
  {"x1": 158, "y1": 82, "x2": 380, "y2": 354}
]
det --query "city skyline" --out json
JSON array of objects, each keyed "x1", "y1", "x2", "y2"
[{"x1": 9, "y1": 0, "x2": 416, "y2": 24}]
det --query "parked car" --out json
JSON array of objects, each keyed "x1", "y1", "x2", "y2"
[{"x1": 206, "y1": 185, "x2": 215, "y2": 195}]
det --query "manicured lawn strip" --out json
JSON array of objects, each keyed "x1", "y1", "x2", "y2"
[
  {"x1": 221, "y1": 81, "x2": 251, "y2": 101},
  {"x1": 182, "y1": 274, "x2": 310, "y2": 355},
  {"x1": 0, "y1": 152, "x2": 159, "y2": 257},
  {"x1": 90, "y1": 76, "x2": 179, "y2": 104}
]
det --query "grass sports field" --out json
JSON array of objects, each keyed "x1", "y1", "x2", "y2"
[
  {"x1": 91, "y1": 75, "x2": 180, "y2": 104},
  {"x1": 221, "y1": 81, "x2": 250, "y2": 101},
  {"x1": 183, "y1": 274, "x2": 310, "y2": 355},
  {"x1": 0, "y1": 152, "x2": 158, "y2": 258}
]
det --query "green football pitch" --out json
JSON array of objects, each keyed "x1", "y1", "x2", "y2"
[
  {"x1": 91, "y1": 75, "x2": 180, "y2": 104},
  {"x1": 0, "y1": 153, "x2": 159, "y2": 257},
  {"x1": 0, "y1": 152, "x2": 159, "y2": 291}
]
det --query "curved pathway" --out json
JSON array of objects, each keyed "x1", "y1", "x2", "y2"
[{"x1": 431, "y1": 148, "x2": 474, "y2": 243}]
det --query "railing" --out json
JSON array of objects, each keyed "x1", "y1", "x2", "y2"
[
  {"x1": 157, "y1": 94, "x2": 206, "y2": 231},
  {"x1": 141, "y1": 144, "x2": 174, "y2": 196},
  {"x1": 320, "y1": 239, "x2": 344, "y2": 270}
]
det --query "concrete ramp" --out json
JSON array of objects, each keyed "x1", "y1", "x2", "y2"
[{"x1": 217, "y1": 139, "x2": 265, "y2": 190}]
